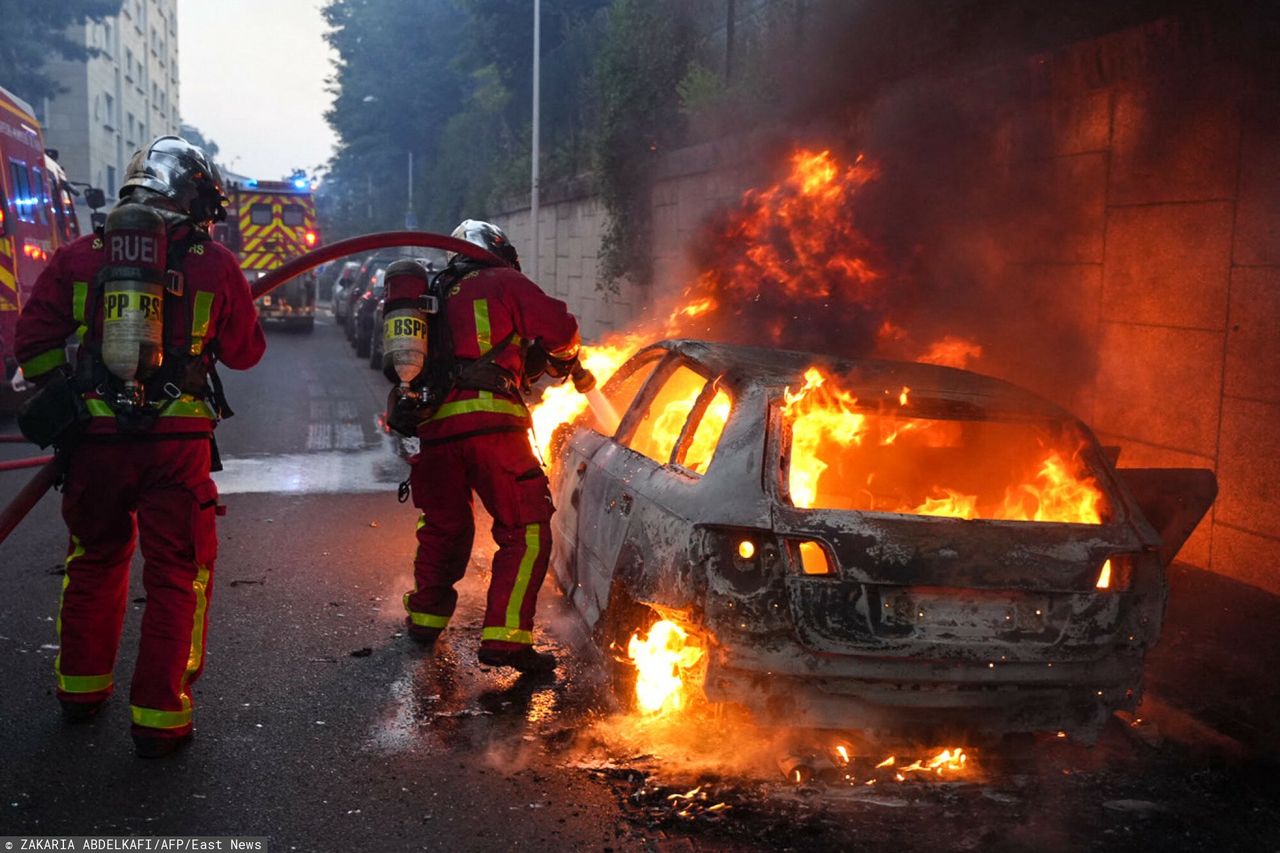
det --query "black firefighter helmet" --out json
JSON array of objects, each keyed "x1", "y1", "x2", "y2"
[{"x1": 120, "y1": 135, "x2": 228, "y2": 225}]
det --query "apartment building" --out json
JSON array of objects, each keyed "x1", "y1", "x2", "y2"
[{"x1": 38, "y1": 0, "x2": 181, "y2": 229}]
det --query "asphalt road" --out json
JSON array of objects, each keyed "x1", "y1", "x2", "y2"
[
  {"x1": 2, "y1": 312, "x2": 1279, "y2": 852},
  {"x1": 0, "y1": 313, "x2": 640, "y2": 851}
]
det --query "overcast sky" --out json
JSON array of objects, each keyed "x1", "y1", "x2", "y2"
[{"x1": 178, "y1": 0, "x2": 338, "y2": 180}]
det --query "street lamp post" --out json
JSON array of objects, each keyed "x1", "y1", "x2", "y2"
[{"x1": 530, "y1": 0, "x2": 541, "y2": 282}]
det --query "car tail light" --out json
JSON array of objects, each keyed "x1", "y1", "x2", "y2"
[
  {"x1": 1095, "y1": 554, "x2": 1136, "y2": 591},
  {"x1": 708, "y1": 529, "x2": 780, "y2": 577},
  {"x1": 784, "y1": 538, "x2": 835, "y2": 576}
]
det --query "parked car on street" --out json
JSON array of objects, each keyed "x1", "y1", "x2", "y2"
[
  {"x1": 352, "y1": 267, "x2": 386, "y2": 359},
  {"x1": 330, "y1": 259, "x2": 361, "y2": 321},
  {"x1": 344, "y1": 252, "x2": 398, "y2": 342},
  {"x1": 547, "y1": 339, "x2": 1216, "y2": 742}
]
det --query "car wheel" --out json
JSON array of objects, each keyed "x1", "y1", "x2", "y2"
[
  {"x1": 595, "y1": 583, "x2": 654, "y2": 712},
  {"x1": 368, "y1": 338, "x2": 382, "y2": 369},
  {"x1": 355, "y1": 328, "x2": 371, "y2": 359}
]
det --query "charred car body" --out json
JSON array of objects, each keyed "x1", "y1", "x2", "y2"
[{"x1": 548, "y1": 340, "x2": 1216, "y2": 741}]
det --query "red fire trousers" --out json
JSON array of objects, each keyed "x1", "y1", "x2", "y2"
[
  {"x1": 405, "y1": 431, "x2": 553, "y2": 651},
  {"x1": 56, "y1": 438, "x2": 218, "y2": 740}
]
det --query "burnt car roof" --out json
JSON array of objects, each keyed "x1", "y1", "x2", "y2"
[{"x1": 644, "y1": 339, "x2": 1075, "y2": 422}]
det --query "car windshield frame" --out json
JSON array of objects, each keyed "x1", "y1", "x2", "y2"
[{"x1": 613, "y1": 354, "x2": 725, "y2": 471}]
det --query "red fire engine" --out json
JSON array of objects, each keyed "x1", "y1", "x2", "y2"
[
  {"x1": 0, "y1": 83, "x2": 85, "y2": 405},
  {"x1": 215, "y1": 176, "x2": 320, "y2": 331}
]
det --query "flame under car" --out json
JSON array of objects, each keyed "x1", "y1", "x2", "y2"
[{"x1": 547, "y1": 340, "x2": 1216, "y2": 741}]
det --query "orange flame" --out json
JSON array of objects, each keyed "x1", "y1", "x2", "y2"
[
  {"x1": 529, "y1": 335, "x2": 645, "y2": 459},
  {"x1": 783, "y1": 368, "x2": 1107, "y2": 524},
  {"x1": 919, "y1": 336, "x2": 983, "y2": 369},
  {"x1": 627, "y1": 620, "x2": 705, "y2": 716}
]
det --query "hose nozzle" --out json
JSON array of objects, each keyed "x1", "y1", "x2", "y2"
[{"x1": 570, "y1": 362, "x2": 596, "y2": 394}]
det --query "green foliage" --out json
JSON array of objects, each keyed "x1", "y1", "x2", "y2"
[
  {"x1": 676, "y1": 62, "x2": 725, "y2": 116},
  {"x1": 0, "y1": 0, "x2": 121, "y2": 103},
  {"x1": 593, "y1": 0, "x2": 695, "y2": 288},
  {"x1": 320, "y1": 0, "x2": 608, "y2": 241}
]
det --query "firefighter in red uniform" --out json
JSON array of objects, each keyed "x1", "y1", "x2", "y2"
[
  {"x1": 14, "y1": 136, "x2": 265, "y2": 757},
  {"x1": 385, "y1": 220, "x2": 585, "y2": 674}
]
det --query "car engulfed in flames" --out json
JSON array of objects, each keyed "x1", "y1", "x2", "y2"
[{"x1": 545, "y1": 339, "x2": 1216, "y2": 742}]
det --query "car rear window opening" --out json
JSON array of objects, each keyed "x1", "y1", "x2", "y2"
[{"x1": 781, "y1": 370, "x2": 1109, "y2": 524}]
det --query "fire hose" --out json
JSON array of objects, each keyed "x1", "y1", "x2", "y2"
[{"x1": 0, "y1": 231, "x2": 509, "y2": 548}]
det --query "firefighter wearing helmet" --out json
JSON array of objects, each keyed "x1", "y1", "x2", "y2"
[
  {"x1": 14, "y1": 136, "x2": 266, "y2": 757},
  {"x1": 384, "y1": 219, "x2": 586, "y2": 674}
]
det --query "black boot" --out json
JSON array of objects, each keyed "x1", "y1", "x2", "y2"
[
  {"x1": 478, "y1": 645, "x2": 557, "y2": 675},
  {"x1": 133, "y1": 730, "x2": 193, "y2": 759},
  {"x1": 60, "y1": 698, "x2": 105, "y2": 724},
  {"x1": 407, "y1": 624, "x2": 442, "y2": 646}
]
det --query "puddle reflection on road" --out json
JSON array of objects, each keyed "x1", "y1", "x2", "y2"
[
  {"x1": 214, "y1": 447, "x2": 408, "y2": 495},
  {"x1": 366, "y1": 632, "x2": 588, "y2": 757}
]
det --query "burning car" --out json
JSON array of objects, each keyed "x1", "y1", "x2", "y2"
[{"x1": 546, "y1": 339, "x2": 1216, "y2": 742}]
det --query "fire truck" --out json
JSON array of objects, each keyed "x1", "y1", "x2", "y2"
[
  {"x1": 216, "y1": 177, "x2": 320, "y2": 331},
  {"x1": 0, "y1": 83, "x2": 88, "y2": 406}
]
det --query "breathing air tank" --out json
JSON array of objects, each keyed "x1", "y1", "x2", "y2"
[
  {"x1": 381, "y1": 259, "x2": 431, "y2": 387},
  {"x1": 100, "y1": 203, "x2": 168, "y2": 398}
]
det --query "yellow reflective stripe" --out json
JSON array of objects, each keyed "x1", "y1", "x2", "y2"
[
  {"x1": 85, "y1": 398, "x2": 113, "y2": 417},
  {"x1": 481, "y1": 626, "x2": 533, "y2": 645},
  {"x1": 21, "y1": 347, "x2": 67, "y2": 378},
  {"x1": 429, "y1": 396, "x2": 528, "y2": 421},
  {"x1": 59, "y1": 672, "x2": 113, "y2": 693},
  {"x1": 72, "y1": 281, "x2": 88, "y2": 340},
  {"x1": 415, "y1": 514, "x2": 426, "y2": 531},
  {"x1": 547, "y1": 340, "x2": 580, "y2": 360},
  {"x1": 83, "y1": 397, "x2": 215, "y2": 420},
  {"x1": 407, "y1": 610, "x2": 450, "y2": 629},
  {"x1": 473, "y1": 299, "x2": 490, "y2": 354},
  {"x1": 54, "y1": 536, "x2": 85, "y2": 688},
  {"x1": 131, "y1": 705, "x2": 192, "y2": 730},
  {"x1": 190, "y1": 291, "x2": 214, "y2": 355},
  {"x1": 161, "y1": 398, "x2": 215, "y2": 418},
  {"x1": 178, "y1": 562, "x2": 211, "y2": 717},
  {"x1": 505, "y1": 524, "x2": 541, "y2": 631}
]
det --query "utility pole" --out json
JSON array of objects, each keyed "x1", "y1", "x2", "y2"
[
  {"x1": 726, "y1": 0, "x2": 736, "y2": 81},
  {"x1": 530, "y1": 0, "x2": 541, "y2": 282},
  {"x1": 405, "y1": 151, "x2": 417, "y2": 229}
]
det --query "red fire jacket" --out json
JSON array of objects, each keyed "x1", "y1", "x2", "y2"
[
  {"x1": 15, "y1": 228, "x2": 266, "y2": 435},
  {"x1": 419, "y1": 265, "x2": 580, "y2": 443}
]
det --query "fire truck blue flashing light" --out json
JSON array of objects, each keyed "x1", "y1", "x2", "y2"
[{"x1": 293, "y1": 177, "x2": 308, "y2": 190}]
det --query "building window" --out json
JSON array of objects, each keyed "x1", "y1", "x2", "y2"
[
  {"x1": 103, "y1": 20, "x2": 114, "y2": 54},
  {"x1": 103, "y1": 93, "x2": 115, "y2": 127},
  {"x1": 125, "y1": 48, "x2": 134, "y2": 81},
  {"x1": 106, "y1": 166, "x2": 117, "y2": 196}
]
